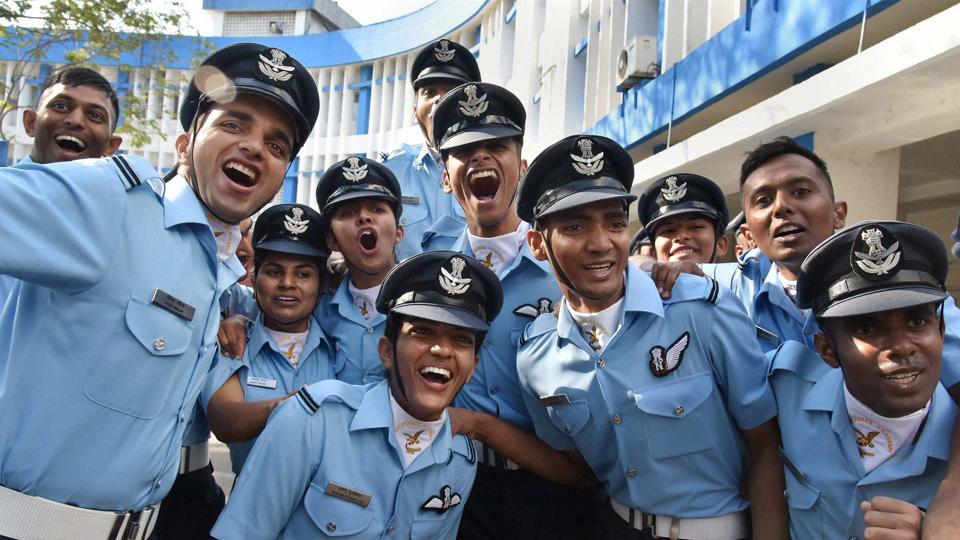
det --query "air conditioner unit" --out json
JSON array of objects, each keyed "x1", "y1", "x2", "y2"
[{"x1": 617, "y1": 35, "x2": 658, "y2": 89}]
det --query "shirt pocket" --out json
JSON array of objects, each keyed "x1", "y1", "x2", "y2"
[
  {"x1": 410, "y1": 515, "x2": 456, "y2": 539},
  {"x1": 546, "y1": 400, "x2": 591, "y2": 437},
  {"x1": 83, "y1": 296, "x2": 194, "y2": 419},
  {"x1": 784, "y1": 466, "x2": 823, "y2": 538},
  {"x1": 633, "y1": 371, "x2": 717, "y2": 459},
  {"x1": 399, "y1": 199, "x2": 429, "y2": 230},
  {"x1": 303, "y1": 479, "x2": 375, "y2": 537}
]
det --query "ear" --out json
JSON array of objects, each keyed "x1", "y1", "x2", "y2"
[
  {"x1": 103, "y1": 135, "x2": 123, "y2": 156},
  {"x1": 715, "y1": 234, "x2": 729, "y2": 257},
  {"x1": 814, "y1": 331, "x2": 840, "y2": 369},
  {"x1": 378, "y1": 336, "x2": 395, "y2": 371},
  {"x1": 518, "y1": 158, "x2": 528, "y2": 176},
  {"x1": 175, "y1": 132, "x2": 191, "y2": 168},
  {"x1": 527, "y1": 228, "x2": 549, "y2": 261},
  {"x1": 325, "y1": 230, "x2": 341, "y2": 253},
  {"x1": 22, "y1": 109, "x2": 37, "y2": 137},
  {"x1": 464, "y1": 355, "x2": 479, "y2": 384},
  {"x1": 833, "y1": 201, "x2": 848, "y2": 230},
  {"x1": 395, "y1": 222, "x2": 405, "y2": 242},
  {"x1": 441, "y1": 168, "x2": 453, "y2": 194}
]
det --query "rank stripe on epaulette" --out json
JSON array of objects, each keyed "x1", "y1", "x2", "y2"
[
  {"x1": 706, "y1": 278, "x2": 719, "y2": 304},
  {"x1": 111, "y1": 155, "x2": 141, "y2": 189},
  {"x1": 297, "y1": 387, "x2": 319, "y2": 413}
]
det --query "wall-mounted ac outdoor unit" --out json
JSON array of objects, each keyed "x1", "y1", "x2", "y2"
[{"x1": 617, "y1": 35, "x2": 658, "y2": 89}]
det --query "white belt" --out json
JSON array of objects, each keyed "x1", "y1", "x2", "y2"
[
  {"x1": 179, "y1": 440, "x2": 210, "y2": 474},
  {"x1": 0, "y1": 484, "x2": 158, "y2": 540},
  {"x1": 472, "y1": 440, "x2": 521, "y2": 471},
  {"x1": 610, "y1": 498, "x2": 747, "y2": 540}
]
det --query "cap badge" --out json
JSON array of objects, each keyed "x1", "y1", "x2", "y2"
[
  {"x1": 852, "y1": 226, "x2": 901, "y2": 279},
  {"x1": 570, "y1": 138, "x2": 604, "y2": 176},
  {"x1": 283, "y1": 207, "x2": 309, "y2": 235},
  {"x1": 258, "y1": 49, "x2": 295, "y2": 82},
  {"x1": 649, "y1": 331, "x2": 690, "y2": 377},
  {"x1": 660, "y1": 176, "x2": 687, "y2": 202},
  {"x1": 457, "y1": 84, "x2": 488, "y2": 118},
  {"x1": 434, "y1": 40, "x2": 455, "y2": 62},
  {"x1": 439, "y1": 256, "x2": 471, "y2": 296},
  {"x1": 343, "y1": 157, "x2": 369, "y2": 182}
]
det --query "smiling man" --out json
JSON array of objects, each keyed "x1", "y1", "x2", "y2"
[
  {"x1": 22, "y1": 66, "x2": 122, "y2": 164},
  {"x1": 770, "y1": 220, "x2": 956, "y2": 539},
  {"x1": 0, "y1": 43, "x2": 318, "y2": 540},
  {"x1": 212, "y1": 252, "x2": 501, "y2": 540},
  {"x1": 515, "y1": 134, "x2": 786, "y2": 540}
]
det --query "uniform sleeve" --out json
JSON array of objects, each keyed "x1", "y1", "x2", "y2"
[
  {"x1": 200, "y1": 351, "x2": 246, "y2": 410},
  {"x1": 939, "y1": 297, "x2": 960, "y2": 388},
  {"x1": 700, "y1": 261, "x2": 743, "y2": 293},
  {"x1": 0, "y1": 159, "x2": 131, "y2": 293},
  {"x1": 221, "y1": 283, "x2": 259, "y2": 319},
  {"x1": 211, "y1": 397, "x2": 323, "y2": 540},
  {"x1": 707, "y1": 287, "x2": 778, "y2": 430},
  {"x1": 515, "y1": 349, "x2": 578, "y2": 451}
]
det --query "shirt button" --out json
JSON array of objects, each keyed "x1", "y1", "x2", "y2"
[
  {"x1": 611, "y1": 414, "x2": 622, "y2": 425},
  {"x1": 674, "y1": 405, "x2": 685, "y2": 416},
  {"x1": 362, "y1": 374, "x2": 369, "y2": 382},
  {"x1": 483, "y1": 340, "x2": 490, "y2": 349},
  {"x1": 155, "y1": 479, "x2": 162, "y2": 489},
  {"x1": 597, "y1": 358, "x2": 606, "y2": 368},
  {"x1": 153, "y1": 338, "x2": 166, "y2": 351},
  {"x1": 626, "y1": 468, "x2": 636, "y2": 477},
  {"x1": 326, "y1": 522, "x2": 337, "y2": 532},
  {"x1": 401, "y1": 217, "x2": 408, "y2": 225},
  {"x1": 386, "y1": 525, "x2": 396, "y2": 534},
  {"x1": 490, "y1": 386, "x2": 498, "y2": 395},
  {"x1": 367, "y1": 327, "x2": 374, "y2": 334}
]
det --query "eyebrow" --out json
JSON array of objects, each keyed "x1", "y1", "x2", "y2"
[{"x1": 223, "y1": 109, "x2": 295, "y2": 149}]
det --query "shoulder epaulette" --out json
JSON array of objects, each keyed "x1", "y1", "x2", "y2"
[
  {"x1": 380, "y1": 147, "x2": 408, "y2": 163},
  {"x1": 110, "y1": 155, "x2": 165, "y2": 197},
  {"x1": 295, "y1": 379, "x2": 364, "y2": 415},
  {"x1": 522, "y1": 314, "x2": 558, "y2": 344},
  {"x1": 769, "y1": 340, "x2": 824, "y2": 382},
  {"x1": 110, "y1": 155, "x2": 141, "y2": 190},
  {"x1": 451, "y1": 434, "x2": 476, "y2": 464}
]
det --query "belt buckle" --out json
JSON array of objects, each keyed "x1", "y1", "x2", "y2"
[{"x1": 114, "y1": 508, "x2": 147, "y2": 540}]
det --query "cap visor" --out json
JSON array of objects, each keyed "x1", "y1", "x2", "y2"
[
  {"x1": 440, "y1": 125, "x2": 523, "y2": 151},
  {"x1": 538, "y1": 190, "x2": 638, "y2": 220},
  {"x1": 326, "y1": 190, "x2": 398, "y2": 210},
  {"x1": 392, "y1": 303, "x2": 489, "y2": 332},
  {"x1": 415, "y1": 72, "x2": 469, "y2": 87},
  {"x1": 647, "y1": 208, "x2": 722, "y2": 233},
  {"x1": 257, "y1": 238, "x2": 327, "y2": 258},
  {"x1": 818, "y1": 286, "x2": 949, "y2": 318}
]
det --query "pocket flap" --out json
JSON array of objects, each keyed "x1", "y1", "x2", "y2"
[
  {"x1": 634, "y1": 371, "x2": 714, "y2": 418},
  {"x1": 125, "y1": 297, "x2": 192, "y2": 356},
  {"x1": 547, "y1": 399, "x2": 591, "y2": 436},
  {"x1": 304, "y1": 480, "x2": 374, "y2": 536}
]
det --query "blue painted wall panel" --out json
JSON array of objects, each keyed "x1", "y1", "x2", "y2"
[
  {"x1": 355, "y1": 64, "x2": 373, "y2": 135},
  {"x1": 283, "y1": 157, "x2": 299, "y2": 203},
  {"x1": 589, "y1": 0, "x2": 898, "y2": 149},
  {"x1": 203, "y1": 0, "x2": 312, "y2": 9}
]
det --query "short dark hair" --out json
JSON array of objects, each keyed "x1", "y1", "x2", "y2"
[
  {"x1": 739, "y1": 136, "x2": 832, "y2": 195},
  {"x1": 39, "y1": 67, "x2": 120, "y2": 129}
]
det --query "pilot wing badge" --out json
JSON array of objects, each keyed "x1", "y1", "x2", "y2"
[
  {"x1": 852, "y1": 226, "x2": 901, "y2": 279},
  {"x1": 649, "y1": 331, "x2": 690, "y2": 377},
  {"x1": 258, "y1": 48, "x2": 295, "y2": 82},
  {"x1": 570, "y1": 137, "x2": 604, "y2": 176},
  {"x1": 422, "y1": 485, "x2": 462, "y2": 515},
  {"x1": 513, "y1": 298, "x2": 553, "y2": 319}
]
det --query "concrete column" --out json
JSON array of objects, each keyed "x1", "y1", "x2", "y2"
[{"x1": 818, "y1": 146, "x2": 901, "y2": 224}]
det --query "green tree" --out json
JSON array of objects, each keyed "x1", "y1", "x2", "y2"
[{"x1": 0, "y1": 0, "x2": 207, "y2": 149}]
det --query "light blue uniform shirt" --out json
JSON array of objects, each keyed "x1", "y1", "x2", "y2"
[
  {"x1": 212, "y1": 379, "x2": 477, "y2": 540},
  {"x1": 381, "y1": 143, "x2": 465, "y2": 261},
  {"x1": 704, "y1": 248, "x2": 960, "y2": 386},
  {"x1": 0, "y1": 155, "x2": 36, "y2": 306},
  {"x1": 0, "y1": 158, "x2": 243, "y2": 511},
  {"x1": 769, "y1": 341, "x2": 955, "y2": 539},
  {"x1": 517, "y1": 266, "x2": 776, "y2": 517},
  {"x1": 318, "y1": 273, "x2": 388, "y2": 385},
  {"x1": 444, "y1": 231, "x2": 562, "y2": 431},
  {"x1": 202, "y1": 314, "x2": 334, "y2": 475}
]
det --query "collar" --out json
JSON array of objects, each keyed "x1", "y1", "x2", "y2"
[
  {"x1": 450, "y1": 226, "x2": 550, "y2": 279},
  {"x1": 247, "y1": 313, "x2": 328, "y2": 360},
  {"x1": 557, "y1": 264, "x2": 663, "y2": 343},
  {"x1": 329, "y1": 272, "x2": 386, "y2": 326},
  {"x1": 16, "y1": 155, "x2": 34, "y2": 165},
  {"x1": 414, "y1": 143, "x2": 440, "y2": 170},
  {"x1": 165, "y1": 175, "x2": 215, "y2": 229},
  {"x1": 803, "y1": 368, "x2": 955, "y2": 479},
  {"x1": 349, "y1": 380, "x2": 456, "y2": 467},
  {"x1": 758, "y1": 259, "x2": 806, "y2": 323}
]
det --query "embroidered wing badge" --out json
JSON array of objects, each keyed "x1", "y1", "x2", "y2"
[
  {"x1": 570, "y1": 137, "x2": 604, "y2": 176},
  {"x1": 422, "y1": 485, "x2": 462, "y2": 514},
  {"x1": 258, "y1": 49, "x2": 295, "y2": 82},
  {"x1": 283, "y1": 207, "x2": 309, "y2": 235},
  {"x1": 851, "y1": 225, "x2": 901, "y2": 280},
  {"x1": 649, "y1": 331, "x2": 690, "y2": 377},
  {"x1": 513, "y1": 298, "x2": 553, "y2": 319},
  {"x1": 660, "y1": 176, "x2": 687, "y2": 202}
]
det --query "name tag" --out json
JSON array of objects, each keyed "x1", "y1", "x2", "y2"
[
  {"x1": 756, "y1": 325, "x2": 780, "y2": 345},
  {"x1": 151, "y1": 288, "x2": 196, "y2": 321},
  {"x1": 539, "y1": 394, "x2": 571, "y2": 407},
  {"x1": 401, "y1": 195, "x2": 421, "y2": 205},
  {"x1": 247, "y1": 376, "x2": 277, "y2": 389},
  {"x1": 326, "y1": 481, "x2": 372, "y2": 507}
]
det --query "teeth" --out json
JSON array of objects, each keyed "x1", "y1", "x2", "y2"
[
  {"x1": 276, "y1": 296, "x2": 297, "y2": 301},
  {"x1": 56, "y1": 135, "x2": 86, "y2": 150},
  {"x1": 225, "y1": 161, "x2": 255, "y2": 180},
  {"x1": 584, "y1": 263, "x2": 611, "y2": 270},
  {"x1": 887, "y1": 371, "x2": 919, "y2": 383},
  {"x1": 420, "y1": 366, "x2": 451, "y2": 381},
  {"x1": 470, "y1": 170, "x2": 496, "y2": 180}
]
